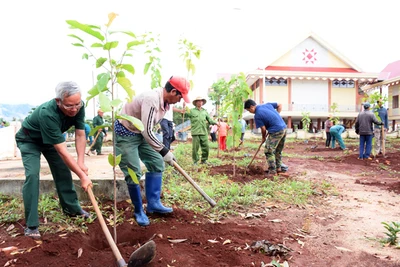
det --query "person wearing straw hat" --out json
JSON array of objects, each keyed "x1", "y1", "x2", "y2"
[{"x1": 185, "y1": 96, "x2": 217, "y2": 165}]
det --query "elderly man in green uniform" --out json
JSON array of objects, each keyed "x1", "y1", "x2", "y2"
[
  {"x1": 90, "y1": 109, "x2": 107, "y2": 155},
  {"x1": 185, "y1": 96, "x2": 217, "y2": 164},
  {"x1": 15, "y1": 81, "x2": 92, "y2": 239}
]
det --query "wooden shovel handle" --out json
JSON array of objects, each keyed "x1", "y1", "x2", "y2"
[
  {"x1": 247, "y1": 141, "x2": 264, "y2": 169},
  {"x1": 86, "y1": 131, "x2": 101, "y2": 155},
  {"x1": 87, "y1": 186, "x2": 127, "y2": 267},
  {"x1": 172, "y1": 161, "x2": 217, "y2": 207}
]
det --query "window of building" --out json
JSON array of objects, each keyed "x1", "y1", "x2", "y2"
[
  {"x1": 393, "y1": 95, "x2": 399, "y2": 109},
  {"x1": 265, "y1": 78, "x2": 287, "y2": 86},
  {"x1": 332, "y1": 79, "x2": 355, "y2": 88}
]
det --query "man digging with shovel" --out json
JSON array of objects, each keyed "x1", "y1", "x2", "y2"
[
  {"x1": 244, "y1": 99, "x2": 288, "y2": 178},
  {"x1": 115, "y1": 76, "x2": 190, "y2": 226}
]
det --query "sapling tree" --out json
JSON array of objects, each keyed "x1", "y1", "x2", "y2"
[
  {"x1": 66, "y1": 13, "x2": 160, "y2": 241},
  {"x1": 178, "y1": 38, "x2": 201, "y2": 126},
  {"x1": 209, "y1": 78, "x2": 230, "y2": 157},
  {"x1": 301, "y1": 111, "x2": 311, "y2": 132},
  {"x1": 330, "y1": 102, "x2": 340, "y2": 125},
  {"x1": 222, "y1": 73, "x2": 252, "y2": 175}
]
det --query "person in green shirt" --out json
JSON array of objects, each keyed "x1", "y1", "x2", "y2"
[
  {"x1": 90, "y1": 109, "x2": 107, "y2": 155},
  {"x1": 185, "y1": 96, "x2": 217, "y2": 164},
  {"x1": 15, "y1": 81, "x2": 92, "y2": 239}
]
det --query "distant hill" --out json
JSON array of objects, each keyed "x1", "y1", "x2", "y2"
[{"x1": 0, "y1": 103, "x2": 36, "y2": 121}]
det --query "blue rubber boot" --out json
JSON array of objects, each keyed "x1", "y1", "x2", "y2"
[
  {"x1": 145, "y1": 172, "x2": 173, "y2": 214},
  {"x1": 127, "y1": 183, "x2": 149, "y2": 226}
]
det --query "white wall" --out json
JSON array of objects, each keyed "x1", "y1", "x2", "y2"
[{"x1": 0, "y1": 121, "x2": 21, "y2": 160}]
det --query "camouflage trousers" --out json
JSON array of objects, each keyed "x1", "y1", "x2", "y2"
[{"x1": 264, "y1": 129, "x2": 286, "y2": 172}]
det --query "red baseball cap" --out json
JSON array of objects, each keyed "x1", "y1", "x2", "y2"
[{"x1": 168, "y1": 76, "x2": 190, "y2": 103}]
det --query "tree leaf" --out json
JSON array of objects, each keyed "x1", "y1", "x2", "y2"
[
  {"x1": 108, "y1": 154, "x2": 121, "y2": 167},
  {"x1": 98, "y1": 92, "x2": 112, "y2": 112},
  {"x1": 66, "y1": 20, "x2": 105, "y2": 41},
  {"x1": 168, "y1": 239, "x2": 187, "y2": 243},
  {"x1": 96, "y1": 57, "x2": 108, "y2": 68},
  {"x1": 120, "y1": 64, "x2": 135, "y2": 75},
  {"x1": 127, "y1": 167, "x2": 139, "y2": 184},
  {"x1": 117, "y1": 77, "x2": 134, "y2": 101},
  {"x1": 116, "y1": 114, "x2": 144, "y2": 132},
  {"x1": 127, "y1": 40, "x2": 145, "y2": 49},
  {"x1": 67, "y1": 34, "x2": 84, "y2": 43},
  {"x1": 91, "y1": 43, "x2": 103, "y2": 48},
  {"x1": 103, "y1": 41, "x2": 119, "y2": 51}
]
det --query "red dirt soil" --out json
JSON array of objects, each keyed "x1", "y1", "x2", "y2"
[{"x1": 1, "y1": 138, "x2": 400, "y2": 267}]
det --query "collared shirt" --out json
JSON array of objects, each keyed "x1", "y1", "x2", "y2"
[
  {"x1": 187, "y1": 107, "x2": 216, "y2": 135},
  {"x1": 21, "y1": 99, "x2": 85, "y2": 145}
]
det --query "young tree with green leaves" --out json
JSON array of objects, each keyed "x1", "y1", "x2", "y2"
[{"x1": 66, "y1": 12, "x2": 164, "y2": 242}]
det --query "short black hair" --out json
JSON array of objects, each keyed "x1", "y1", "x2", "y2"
[
  {"x1": 165, "y1": 77, "x2": 174, "y2": 93},
  {"x1": 244, "y1": 99, "x2": 257, "y2": 109}
]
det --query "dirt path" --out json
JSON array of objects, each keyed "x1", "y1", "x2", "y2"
[{"x1": 304, "y1": 170, "x2": 400, "y2": 263}]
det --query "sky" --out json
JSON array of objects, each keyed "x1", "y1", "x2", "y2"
[{"x1": 1, "y1": 0, "x2": 400, "y2": 118}]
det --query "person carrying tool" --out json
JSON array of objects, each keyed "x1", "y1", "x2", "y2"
[
  {"x1": 373, "y1": 99, "x2": 388, "y2": 156},
  {"x1": 90, "y1": 109, "x2": 107, "y2": 155},
  {"x1": 355, "y1": 102, "x2": 384, "y2": 160},
  {"x1": 244, "y1": 99, "x2": 287, "y2": 178},
  {"x1": 115, "y1": 76, "x2": 190, "y2": 226},
  {"x1": 185, "y1": 96, "x2": 217, "y2": 164},
  {"x1": 15, "y1": 81, "x2": 92, "y2": 239}
]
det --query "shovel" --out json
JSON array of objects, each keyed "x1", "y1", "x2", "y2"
[
  {"x1": 381, "y1": 126, "x2": 386, "y2": 157},
  {"x1": 172, "y1": 161, "x2": 217, "y2": 207},
  {"x1": 247, "y1": 140, "x2": 264, "y2": 170},
  {"x1": 86, "y1": 131, "x2": 101, "y2": 156},
  {"x1": 87, "y1": 186, "x2": 156, "y2": 267}
]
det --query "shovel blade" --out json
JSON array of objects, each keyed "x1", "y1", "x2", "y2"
[{"x1": 128, "y1": 240, "x2": 156, "y2": 267}]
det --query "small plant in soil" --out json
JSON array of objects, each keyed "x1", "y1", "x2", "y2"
[{"x1": 382, "y1": 221, "x2": 400, "y2": 247}]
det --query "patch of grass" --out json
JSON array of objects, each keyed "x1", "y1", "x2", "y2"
[
  {"x1": 0, "y1": 194, "x2": 23, "y2": 223},
  {"x1": 382, "y1": 221, "x2": 400, "y2": 247},
  {"x1": 163, "y1": 143, "x2": 335, "y2": 216}
]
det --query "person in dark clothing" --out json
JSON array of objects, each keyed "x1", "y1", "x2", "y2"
[
  {"x1": 15, "y1": 81, "x2": 92, "y2": 239},
  {"x1": 90, "y1": 109, "x2": 107, "y2": 155},
  {"x1": 324, "y1": 115, "x2": 333, "y2": 148},
  {"x1": 373, "y1": 99, "x2": 389, "y2": 155},
  {"x1": 355, "y1": 102, "x2": 384, "y2": 160}
]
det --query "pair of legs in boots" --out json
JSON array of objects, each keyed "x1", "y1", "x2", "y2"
[
  {"x1": 264, "y1": 129, "x2": 287, "y2": 176},
  {"x1": 116, "y1": 133, "x2": 172, "y2": 226}
]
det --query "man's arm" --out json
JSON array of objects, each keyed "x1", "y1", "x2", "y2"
[
  {"x1": 75, "y1": 129, "x2": 87, "y2": 167},
  {"x1": 53, "y1": 141, "x2": 91, "y2": 190},
  {"x1": 276, "y1": 103, "x2": 282, "y2": 113},
  {"x1": 260, "y1": 126, "x2": 267, "y2": 143}
]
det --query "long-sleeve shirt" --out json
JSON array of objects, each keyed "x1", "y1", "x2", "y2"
[
  {"x1": 92, "y1": 115, "x2": 106, "y2": 135},
  {"x1": 373, "y1": 106, "x2": 389, "y2": 130},
  {"x1": 355, "y1": 110, "x2": 382, "y2": 135},
  {"x1": 187, "y1": 107, "x2": 216, "y2": 136},
  {"x1": 119, "y1": 88, "x2": 166, "y2": 153}
]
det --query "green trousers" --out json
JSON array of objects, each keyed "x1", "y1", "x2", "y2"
[
  {"x1": 115, "y1": 133, "x2": 164, "y2": 184},
  {"x1": 15, "y1": 129, "x2": 83, "y2": 228},
  {"x1": 191, "y1": 134, "x2": 209, "y2": 163},
  {"x1": 91, "y1": 132, "x2": 104, "y2": 154}
]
